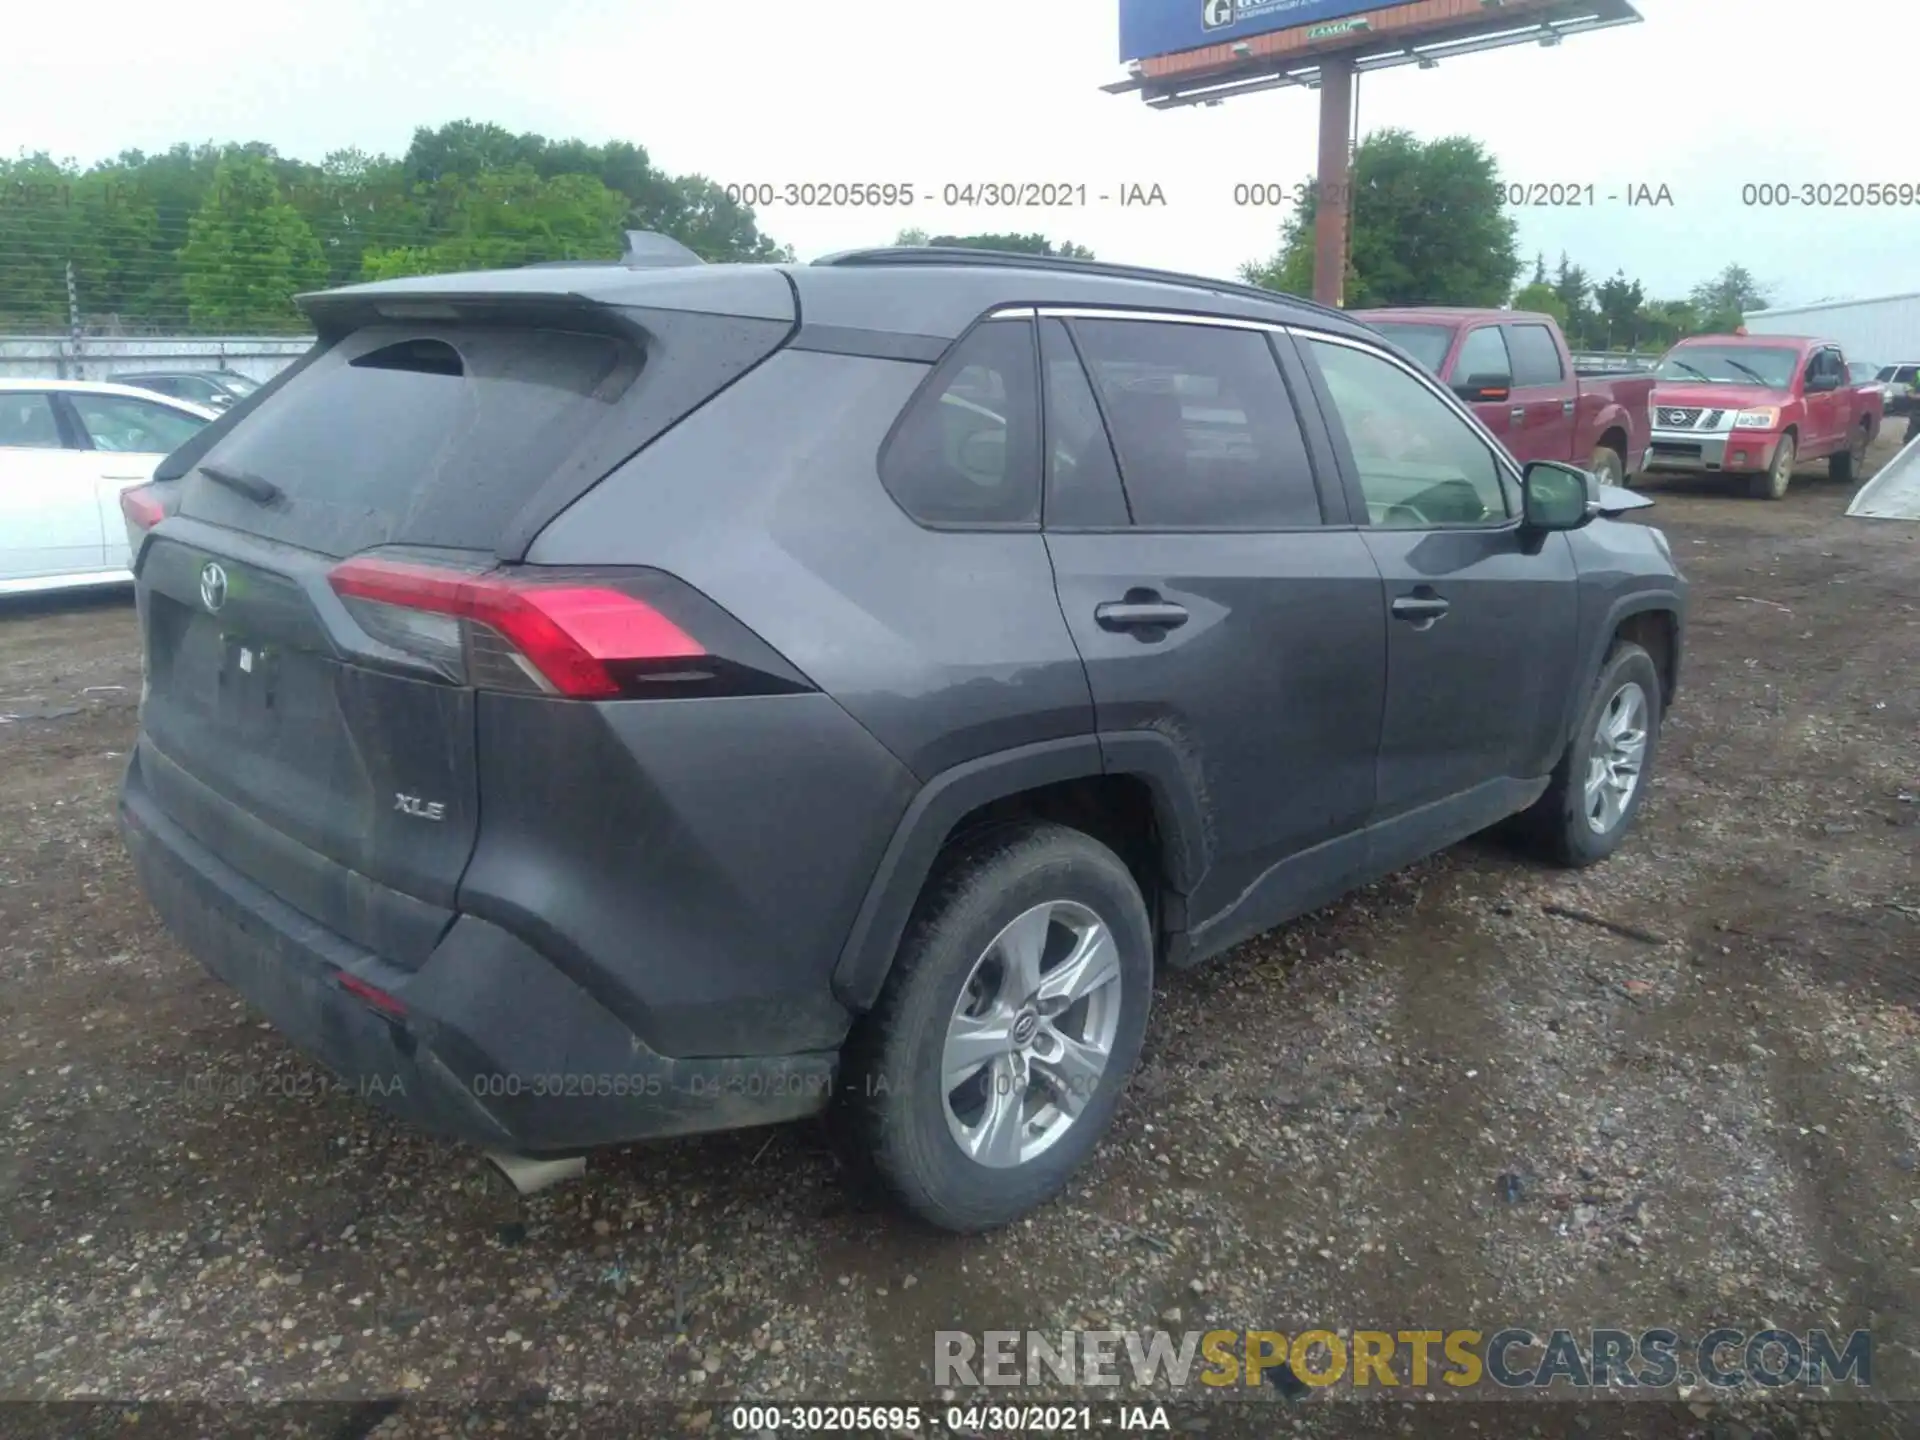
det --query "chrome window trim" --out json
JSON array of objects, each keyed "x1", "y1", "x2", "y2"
[{"x1": 995, "y1": 302, "x2": 1525, "y2": 520}]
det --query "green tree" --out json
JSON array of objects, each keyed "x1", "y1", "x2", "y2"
[
  {"x1": 1, "y1": 124, "x2": 796, "y2": 333},
  {"x1": 1241, "y1": 130, "x2": 1518, "y2": 306},
  {"x1": 293, "y1": 148, "x2": 424, "y2": 289},
  {"x1": 397, "y1": 122, "x2": 789, "y2": 263},
  {"x1": 0, "y1": 153, "x2": 77, "y2": 330},
  {"x1": 1690, "y1": 263, "x2": 1770, "y2": 331},
  {"x1": 1511, "y1": 282, "x2": 1568, "y2": 327},
  {"x1": 634, "y1": 175, "x2": 793, "y2": 262},
  {"x1": 360, "y1": 166, "x2": 628, "y2": 277},
  {"x1": 1550, "y1": 253, "x2": 1597, "y2": 347},
  {"x1": 178, "y1": 153, "x2": 326, "y2": 331},
  {"x1": 922, "y1": 232, "x2": 1094, "y2": 258},
  {"x1": 1594, "y1": 271, "x2": 1647, "y2": 349}
]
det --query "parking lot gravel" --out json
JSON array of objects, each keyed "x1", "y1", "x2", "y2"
[{"x1": 2, "y1": 438, "x2": 1916, "y2": 1437}]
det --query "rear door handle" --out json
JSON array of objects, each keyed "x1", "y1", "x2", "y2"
[
  {"x1": 1562, "y1": 398, "x2": 1577, "y2": 416},
  {"x1": 1095, "y1": 598, "x2": 1189, "y2": 632},
  {"x1": 1510, "y1": 406, "x2": 1526, "y2": 424},
  {"x1": 1391, "y1": 593, "x2": 1451, "y2": 625}
]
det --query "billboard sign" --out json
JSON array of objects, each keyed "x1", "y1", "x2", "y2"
[{"x1": 1119, "y1": 0, "x2": 1414, "y2": 62}]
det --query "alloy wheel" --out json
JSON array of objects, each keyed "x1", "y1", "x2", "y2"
[
  {"x1": 1584, "y1": 681, "x2": 1649, "y2": 834},
  {"x1": 941, "y1": 900, "x2": 1123, "y2": 1168}
]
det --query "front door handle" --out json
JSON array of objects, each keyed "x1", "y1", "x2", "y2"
[
  {"x1": 1391, "y1": 592, "x2": 1451, "y2": 626},
  {"x1": 1510, "y1": 406, "x2": 1526, "y2": 424},
  {"x1": 1562, "y1": 398, "x2": 1577, "y2": 416},
  {"x1": 1096, "y1": 597, "x2": 1189, "y2": 633}
]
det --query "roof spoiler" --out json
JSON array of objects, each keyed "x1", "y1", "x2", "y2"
[{"x1": 521, "y1": 231, "x2": 706, "y2": 270}]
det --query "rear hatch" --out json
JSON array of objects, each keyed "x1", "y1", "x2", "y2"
[{"x1": 129, "y1": 277, "x2": 796, "y2": 967}]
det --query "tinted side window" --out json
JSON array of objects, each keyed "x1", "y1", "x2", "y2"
[
  {"x1": 0, "y1": 392, "x2": 65, "y2": 449},
  {"x1": 1305, "y1": 338, "x2": 1510, "y2": 528},
  {"x1": 1039, "y1": 319, "x2": 1129, "y2": 527},
  {"x1": 879, "y1": 319, "x2": 1040, "y2": 526},
  {"x1": 1506, "y1": 324, "x2": 1565, "y2": 386},
  {"x1": 1072, "y1": 319, "x2": 1320, "y2": 528},
  {"x1": 1454, "y1": 325, "x2": 1512, "y2": 383}
]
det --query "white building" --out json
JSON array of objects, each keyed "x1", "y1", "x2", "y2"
[{"x1": 1743, "y1": 293, "x2": 1920, "y2": 369}]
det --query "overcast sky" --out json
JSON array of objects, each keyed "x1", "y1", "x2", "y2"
[{"x1": 4, "y1": 0, "x2": 1912, "y2": 310}]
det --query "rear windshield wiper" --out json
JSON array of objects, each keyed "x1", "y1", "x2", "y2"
[{"x1": 197, "y1": 463, "x2": 283, "y2": 505}]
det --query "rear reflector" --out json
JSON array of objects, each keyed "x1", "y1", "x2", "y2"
[
  {"x1": 336, "y1": 972, "x2": 407, "y2": 1018},
  {"x1": 328, "y1": 556, "x2": 713, "y2": 699}
]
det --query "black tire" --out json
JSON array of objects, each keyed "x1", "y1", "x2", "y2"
[
  {"x1": 844, "y1": 822, "x2": 1153, "y2": 1233},
  {"x1": 1517, "y1": 641, "x2": 1663, "y2": 868},
  {"x1": 1829, "y1": 422, "x2": 1869, "y2": 483},
  {"x1": 1589, "y1": 443, "x2": 1626, "y2": 487},
  {"x1": 1748, "y1": 432, "x2": 1795, "y2": 499}
]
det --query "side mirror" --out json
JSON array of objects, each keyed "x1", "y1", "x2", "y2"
[
  {"x1": 1453, "y1": 372, "x2": 1512, "y2": 403},
  {"x1": 1521, "y1": 459, "x2": 1596, "y2": 531}
]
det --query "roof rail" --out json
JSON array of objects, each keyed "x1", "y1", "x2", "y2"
[
  {"x1": 521, "y1": 231, "x2": 706, "y2": 271},
  {"x1": 810, "y1": 246, "x2": 1347, "y2": 321}
]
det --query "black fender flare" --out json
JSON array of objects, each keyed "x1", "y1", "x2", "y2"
[
  {"x1": 830, "y1": 731, "x2": 1210, "y2": 1011},
  {"x1": 1560, "y1": 589, "x2": 1685, "y2": 747}
]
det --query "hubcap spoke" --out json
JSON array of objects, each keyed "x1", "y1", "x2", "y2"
[
  {"x1": 993, "y1": 905, "x2": 1053, "y2": 1001},
  {"x1": 1586, "y1": 681, "x2": 1650, "y2": 834},
  {"x1": 1032, "y1": 1026, "x2": 1108, "y2": 1119},
  {"x1": 943, "y1": 1012, "x2": 1012, "y2": 1091},
  {"x1": 1035, "y1": 924, "x2": 1121, "y2": 1013},
  {"x1": 964, "y1": 1056, "x2": 1027, "y2": 1166}
]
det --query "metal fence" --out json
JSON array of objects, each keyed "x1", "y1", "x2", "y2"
[{"x1": 0, "y1": 335, "x2": 313, "y2": 384}]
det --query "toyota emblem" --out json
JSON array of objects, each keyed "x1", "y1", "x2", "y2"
[{"x1": 199, "y1": 561, "x2": 229, "y2": 613}]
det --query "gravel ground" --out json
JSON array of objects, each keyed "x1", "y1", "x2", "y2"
[{"x1": 2, "y1": 437, "x2": 1916, "y2": 1438}]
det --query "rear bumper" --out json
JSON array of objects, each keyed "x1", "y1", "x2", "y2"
[
  {"x1": 120, "y1": 756, "x2": 837, "y2": 1153},
  {"x1": 1643, "y1": 428, "x2": 1777, "y2": 474}
]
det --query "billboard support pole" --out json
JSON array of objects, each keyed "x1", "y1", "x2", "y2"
[{"x1": 1313, "y1": 54, "x2": 1354, "y2": 308}]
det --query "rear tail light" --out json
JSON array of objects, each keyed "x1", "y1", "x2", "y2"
[
  {"x1": 120, "y1": 483, "x2": 175, "y2": 553},
  {"x1": 326, "y1": 556, "x2": 809, "y2": 700}
]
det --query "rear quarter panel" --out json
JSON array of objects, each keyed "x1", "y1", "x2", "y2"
[
  {"x1": 1577, "y1": 374, "x2": 1656, "y2": 467},
  {"x1": 526, "y1": 348, "x2": 1098, "y2": 780}
]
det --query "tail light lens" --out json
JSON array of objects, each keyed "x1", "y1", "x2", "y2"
[
  {"x1": 327, "y1": 556, "x2": 810, "y2": 700},
  {"x1": 120, "y1": 483, "x2": 175, "y2": 553}
]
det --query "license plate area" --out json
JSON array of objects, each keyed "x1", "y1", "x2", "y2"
[{"x1": 215, "y1": 632, "x2": 283, "y2": 741}]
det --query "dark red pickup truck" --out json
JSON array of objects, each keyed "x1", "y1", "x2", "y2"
[{"x1": 1355, "y1": 307, "x2": 1656, "y2": 486}]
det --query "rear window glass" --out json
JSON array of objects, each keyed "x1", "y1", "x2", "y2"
[
  {"x1": 183, "y1": 323, "x2": 640, "y2": 557},
  {"x1": 1368, "y1": 323, "x2": 1453, "y2": 374},
  {"x1": 1506, "y1": 324, "x2": 1565, "y2": 386}
]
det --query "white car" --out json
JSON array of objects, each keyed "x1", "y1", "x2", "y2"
[{"x1": 0, "y1": 379, "x2": 217, "y2": 594}]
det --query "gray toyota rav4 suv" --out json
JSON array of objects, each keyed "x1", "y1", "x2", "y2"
[{"x1": 119, "y1": 241, "x2": 1687, "y2": 1232}]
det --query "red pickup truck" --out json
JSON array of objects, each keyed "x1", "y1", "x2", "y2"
[
  {"x1": 1354, "y1": 307, "x2": 1656, "y2": 486},
  {"x1": 1643, "y1": 334, "x2": 1884, "y2": 500}
]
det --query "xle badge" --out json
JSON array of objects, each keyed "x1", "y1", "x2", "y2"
[{"x1": 394, "y1": 794, "x2": 447, "y2": 822}]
